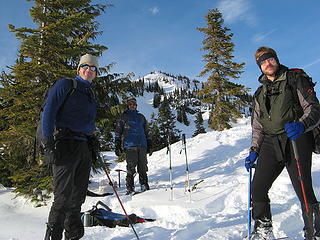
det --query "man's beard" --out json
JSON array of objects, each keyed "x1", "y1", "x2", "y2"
[{"x1": 263, "y1": 65, "x2": 278, "y2": 77}]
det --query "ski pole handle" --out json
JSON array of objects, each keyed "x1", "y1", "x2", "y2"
[
  {"x1": 291, "y1": 139, "x2": 300, "y2": 160},
  {"x1": 182, "y1": 134, "x2": 186, "y2": 145}
]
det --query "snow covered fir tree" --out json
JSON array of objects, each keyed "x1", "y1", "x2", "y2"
[{"x1": 197, "y1": 8, "x2": 251, "y2": 130}]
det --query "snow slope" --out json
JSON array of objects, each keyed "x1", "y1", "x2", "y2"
[{"x1": 1, "y1": 117, "x2": 320, "y2": 239}]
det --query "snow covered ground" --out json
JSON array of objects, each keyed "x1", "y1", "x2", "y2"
[{"x1": 1, "y1": 117, "x2": 320, "y2": 240}]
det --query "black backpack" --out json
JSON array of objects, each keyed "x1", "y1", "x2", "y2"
[
  {"x1": 287, "y1": 68, "x2": 320, "y2": 154},
  {"x1": 33, "y1": 78, "x2": 78, "y2": 158},
  {"x1": 81, "y1": 201, "x2": 155, "y2": 228}
]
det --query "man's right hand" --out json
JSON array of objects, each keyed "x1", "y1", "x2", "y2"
[
  {"x1": 41, "y1": 137, "x2": 56, "y2": 164},
  {"x1": 245, "y1": 151, "x2": 258, "y2": 172}
]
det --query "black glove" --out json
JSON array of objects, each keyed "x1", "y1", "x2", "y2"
[
  {"x1": 147, "y1": 139, "x2": 153, "y2": 156},
  {"x1": 115, "y1": 139, "x2": 123, "y2": 156},
  {"x1": 88, "y1": 135, "x2": 100, "y2": 164},
  {"x1": 41, "y1": 137, "x2": 56, "y2": 164}
]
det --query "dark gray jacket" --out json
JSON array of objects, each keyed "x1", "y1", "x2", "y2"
[{"x1": 251, "y1": 65, "x2": 320, "y2": 153}]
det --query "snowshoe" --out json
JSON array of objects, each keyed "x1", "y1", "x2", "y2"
[
  {"x1": 140, "y1": 184, "x2": 149, "y2": 192},
  {"x1": 126, "y1": 189, "x2": 135, "y2": 195},
  {"x1": 250, "y1": 219, "x2": 275, "y2": 239}
]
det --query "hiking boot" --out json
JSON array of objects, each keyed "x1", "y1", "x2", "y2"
[
  {"x1": 140, "y1": 183, "x2": 150, "y2": 192},
  {"x1": 44, "y1": 223, "x2": 63, "y2": 240},
  {"x1": 126, "y1": 187, "x2": 135, "y2": 195},
  {"x1": 125, "y1": 190, "x2": 135, "y2": 195},
  {"x1": 65, "y1": 236, "x2": 80, "y2": 240},
  {"x1": 301, "y1": 203, "x2": 320, "y2": 239},
  {"x1": 314, "y1": 203, "x2": 320, "y2": 238},
  {"x1": 304, "y1": 232, "x2": 316, "y2": 240},
  {"x1": 250, "y1": 218, "x2": 275, "y2": 239}
]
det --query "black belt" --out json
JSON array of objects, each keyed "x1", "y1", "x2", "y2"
[{"x1": 55, "y1": 128, "x2": 88, "y2": 139}]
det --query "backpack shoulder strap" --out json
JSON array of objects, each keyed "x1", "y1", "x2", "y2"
[
  {"x1": 70, "y1": 78, "x2": 78, "y2": 93},
  {"x1": 56, "y1": 78, "x2": 78, "y2": 115},
  {"x1": 286, "y1": 69, "x2": 299, "y2": 102}
]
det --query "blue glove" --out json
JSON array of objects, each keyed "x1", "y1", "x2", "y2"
[
  {"x1": 284, "y1": 122, "x2": 305, "y2": 141},
  {"x1": 245, "y1": 151, "x2": 258, "y2": 172}
]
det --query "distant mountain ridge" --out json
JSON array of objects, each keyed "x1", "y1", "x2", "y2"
[
  {"x1": 131, "y1": 71, "x2": 207, "y2": 139},
  {"x1": 136, "y1": 71, "x2": 202, "y2": 93}
]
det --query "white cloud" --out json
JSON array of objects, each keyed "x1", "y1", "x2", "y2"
[
  {"x1": 252, "y1": 29, "x2": 277, "y2": 43},
  {"x1": 217, "y1": 0, "x2": 256, "y2": 26},
  {"x1": 149, "y1": 6, "x2": 160, "y2": 15},
  {"x1": 303, "y1": 58, "x2": 320, "y2": 69}
]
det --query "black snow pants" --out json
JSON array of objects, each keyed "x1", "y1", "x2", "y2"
[
  {"x1": 125, "y1": 146, "x2": 148, "y2": 190},
  {"x1": 251, "y1": 131, "x2": 317, "y2": 221},
  {"x1": 46, "y1": 139, "x2": 92, "y2": 240}
]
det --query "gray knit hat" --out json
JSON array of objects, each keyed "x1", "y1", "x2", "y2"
[
  {"x1": 127, "y1": 97, "x2": 137, "y2": 105},
  {"x1": 77, "y1": 54, "x2": 99, "y2": 73}
]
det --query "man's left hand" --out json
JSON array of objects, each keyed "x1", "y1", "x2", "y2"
[
  {"x1": 147, "y1": 139, "x2": 152, "y2": 156},
  {"x1": 284, "y1": 122, "x2": 305, "y2": 141}
]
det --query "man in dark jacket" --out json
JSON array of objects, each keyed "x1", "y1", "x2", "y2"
[
  {"x1": 42, "y1": 54, "x2": 98, "y2": 240},
  {"x1": 115, "y1": 97, "x2": 151, "y2": 195},
  {"x1": 245, "y1": 46, "x2": 320, "y2": 239}
]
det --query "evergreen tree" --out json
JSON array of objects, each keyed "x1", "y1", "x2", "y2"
[
  {"x1": 177, "y1": 105, "x2": 189, "y2": 126},
  {"x1": 197, "y1": 8, "x2": 249, "y2": 130},
  {"x1": 153, "y1": 93, "x2": 161, "y2": 108},
  {"x1": 193, "y1": 110, "x2": 206, "y2": 137},
  {"x1": 181, "y1": 105, "x2": 190, "y2": 126},
  {"x1": 148, "y1": 113, "x2": 161, "y2": 151},
  {"x1": 0, "y1": 0, "x2": 117, "y2": 203},
  {"x1": 157, "y1": 96, "x2": 180, "y2": 149}
]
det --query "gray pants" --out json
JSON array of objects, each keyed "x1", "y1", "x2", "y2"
[{"x1": 125, "y1": 146, "x2": 148, "y2": 190}]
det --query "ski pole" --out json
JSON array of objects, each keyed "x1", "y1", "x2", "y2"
[
  {"x1": 182, "y1": 134, "x2": 191, "y2": 202},
  {"x1": 247, "y1": 165, "x2": 253, "y2": 239},
  {"x1": 167, "y1": 134, "x2": 173, "y2": 200},
  {"x1": 291, "y1": 140, "x2": 309, "y2": 213},
  {"x1": 115, "y1": 169, "x2": 126, "y2": 188},
  {"x1": 101, "y1": 162, "x2": 140, "y2": 240}
]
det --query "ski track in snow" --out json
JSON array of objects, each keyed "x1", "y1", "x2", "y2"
[{"x1": 1, "y1": 117, "x2": 320, "y2": 239}]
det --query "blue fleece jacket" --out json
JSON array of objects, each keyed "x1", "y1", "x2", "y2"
[
  {"x1": 41, "y1": 76, "x2": 97, "y2": 138},
  {"x1": 115, "y1": 110, "x2": 149, "y2": 148}
]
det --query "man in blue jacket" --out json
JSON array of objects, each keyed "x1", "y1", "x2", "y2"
[
  {"x1": 115, "y1": 97, "x2": 152, "y2": 195},
  {"x1": 42, "y1": 54, "x2": 98, "y2": 240}
]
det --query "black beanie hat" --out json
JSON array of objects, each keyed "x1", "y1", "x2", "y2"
[{"x1": 256, "y1": 52, "x2": 280, "y2": 67}]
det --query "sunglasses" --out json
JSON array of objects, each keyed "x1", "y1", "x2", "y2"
[{"x1": 80, "y1": 64, "x2": 97, "y2": 72}]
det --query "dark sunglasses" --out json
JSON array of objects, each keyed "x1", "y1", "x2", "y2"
[{"x1": 80, "y1": 64, "x2": 97, "y2": 72}]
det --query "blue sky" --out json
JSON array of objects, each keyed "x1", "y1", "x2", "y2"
[{"x1": 1, "y1": 0, "x2": 320, "y2": 93}]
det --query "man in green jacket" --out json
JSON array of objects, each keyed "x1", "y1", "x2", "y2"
[{"x1": 245, "y1": 46, "x2": 320, "y2": 239}]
